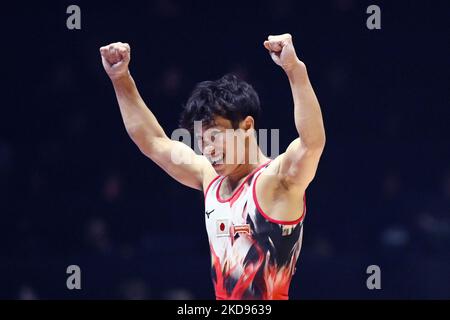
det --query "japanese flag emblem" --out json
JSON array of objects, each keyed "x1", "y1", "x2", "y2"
[{"x1": 216, "y1": 219, "x2": 230, "y2": 237}]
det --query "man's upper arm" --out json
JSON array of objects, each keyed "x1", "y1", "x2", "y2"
[
  {"x1": 139, "y1": 136, "x2": 213, "y2": 191},
  {"x1": 278, "y1": 137, "x2": 324, "y2": 191}
]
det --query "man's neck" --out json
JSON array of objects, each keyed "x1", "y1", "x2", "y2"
[{"x1": 225, "y1": 149, "x2": 269, "y2": 190}]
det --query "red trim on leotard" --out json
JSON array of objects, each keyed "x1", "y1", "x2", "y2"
[
  {"x1": 204, "y1": 175, "x2": 221, "y2": 198},
  {"x1": 252, "y1": 171, "x2": 306, "y2": 225},
  {"x1": 216, "y1": 160, "x2": 272, "y2": 203}
]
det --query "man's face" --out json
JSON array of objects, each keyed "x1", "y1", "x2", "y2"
[{"x1": 195, "y1": 116, "x2": 249, "y2": 176}]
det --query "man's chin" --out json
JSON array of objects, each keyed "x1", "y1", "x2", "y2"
[
  {"x1": 212, "y1": 163, "x2": 225, "y2": 171},
  {"x1": 212, "y1": 162, "x2": 226, "y2": 173}
]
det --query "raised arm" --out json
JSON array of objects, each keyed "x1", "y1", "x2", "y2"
[
  {"x1": 263, "y1": 34, "x2": 326, "y2": 191},
  {"x1": 100, "y1": 42, "x2": 213, "y2": 190}
]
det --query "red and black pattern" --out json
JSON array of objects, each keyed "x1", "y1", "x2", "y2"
[{"x1": 204, "y1": 161, "x2": 305, "y2": 300}]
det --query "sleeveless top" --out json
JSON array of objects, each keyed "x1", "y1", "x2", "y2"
[{"x1": 204, "y1": 160, "x2": 306, "y2": 299}]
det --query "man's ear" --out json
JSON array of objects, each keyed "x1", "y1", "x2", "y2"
[{"x1": 242, "y1": 116, "x2": 255, "y2": 131}]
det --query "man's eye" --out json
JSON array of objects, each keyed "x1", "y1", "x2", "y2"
[{"x1": 211, "y1": 132, "x2": 222, "y2": 141}]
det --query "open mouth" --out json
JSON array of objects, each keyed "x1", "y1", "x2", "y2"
[{"x1": 208, "y1": 155, "x2": 224, "y2": 166}]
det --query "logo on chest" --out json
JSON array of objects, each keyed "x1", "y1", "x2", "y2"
[{"x1": 215, "y1": 219, "x2": 251, "y2": 237}]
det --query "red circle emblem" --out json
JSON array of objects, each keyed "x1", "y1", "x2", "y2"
[{"x1": 220, "y1": 223, "x2": 225, "y2": 231}]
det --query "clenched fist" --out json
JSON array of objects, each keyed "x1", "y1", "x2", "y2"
[
  {"x1": 100, "y1": 42, "x2": 131, "y2": 80},
  {"x1": 263, "y1": 34, "x2": 303, "y2": 73}
]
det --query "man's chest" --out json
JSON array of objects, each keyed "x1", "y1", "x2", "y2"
[{"x1": 204, "y1": 188, "x2": 255, "y2": 243}]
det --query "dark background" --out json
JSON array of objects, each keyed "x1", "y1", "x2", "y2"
[{"x1": 0, "y1": 0, "x2": 449, "y2": 299}]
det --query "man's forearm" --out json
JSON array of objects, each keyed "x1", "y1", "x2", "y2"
[
  {"x1": 286, "y1": 61, "x2": 326, "y2": 150},
  {"x1": 112, "y1": 74, "x2": 167, "y2": 144}
]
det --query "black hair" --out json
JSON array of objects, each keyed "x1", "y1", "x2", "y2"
[{"x1": 179, "y1": 74, "x2": 261, "y2": 132}]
